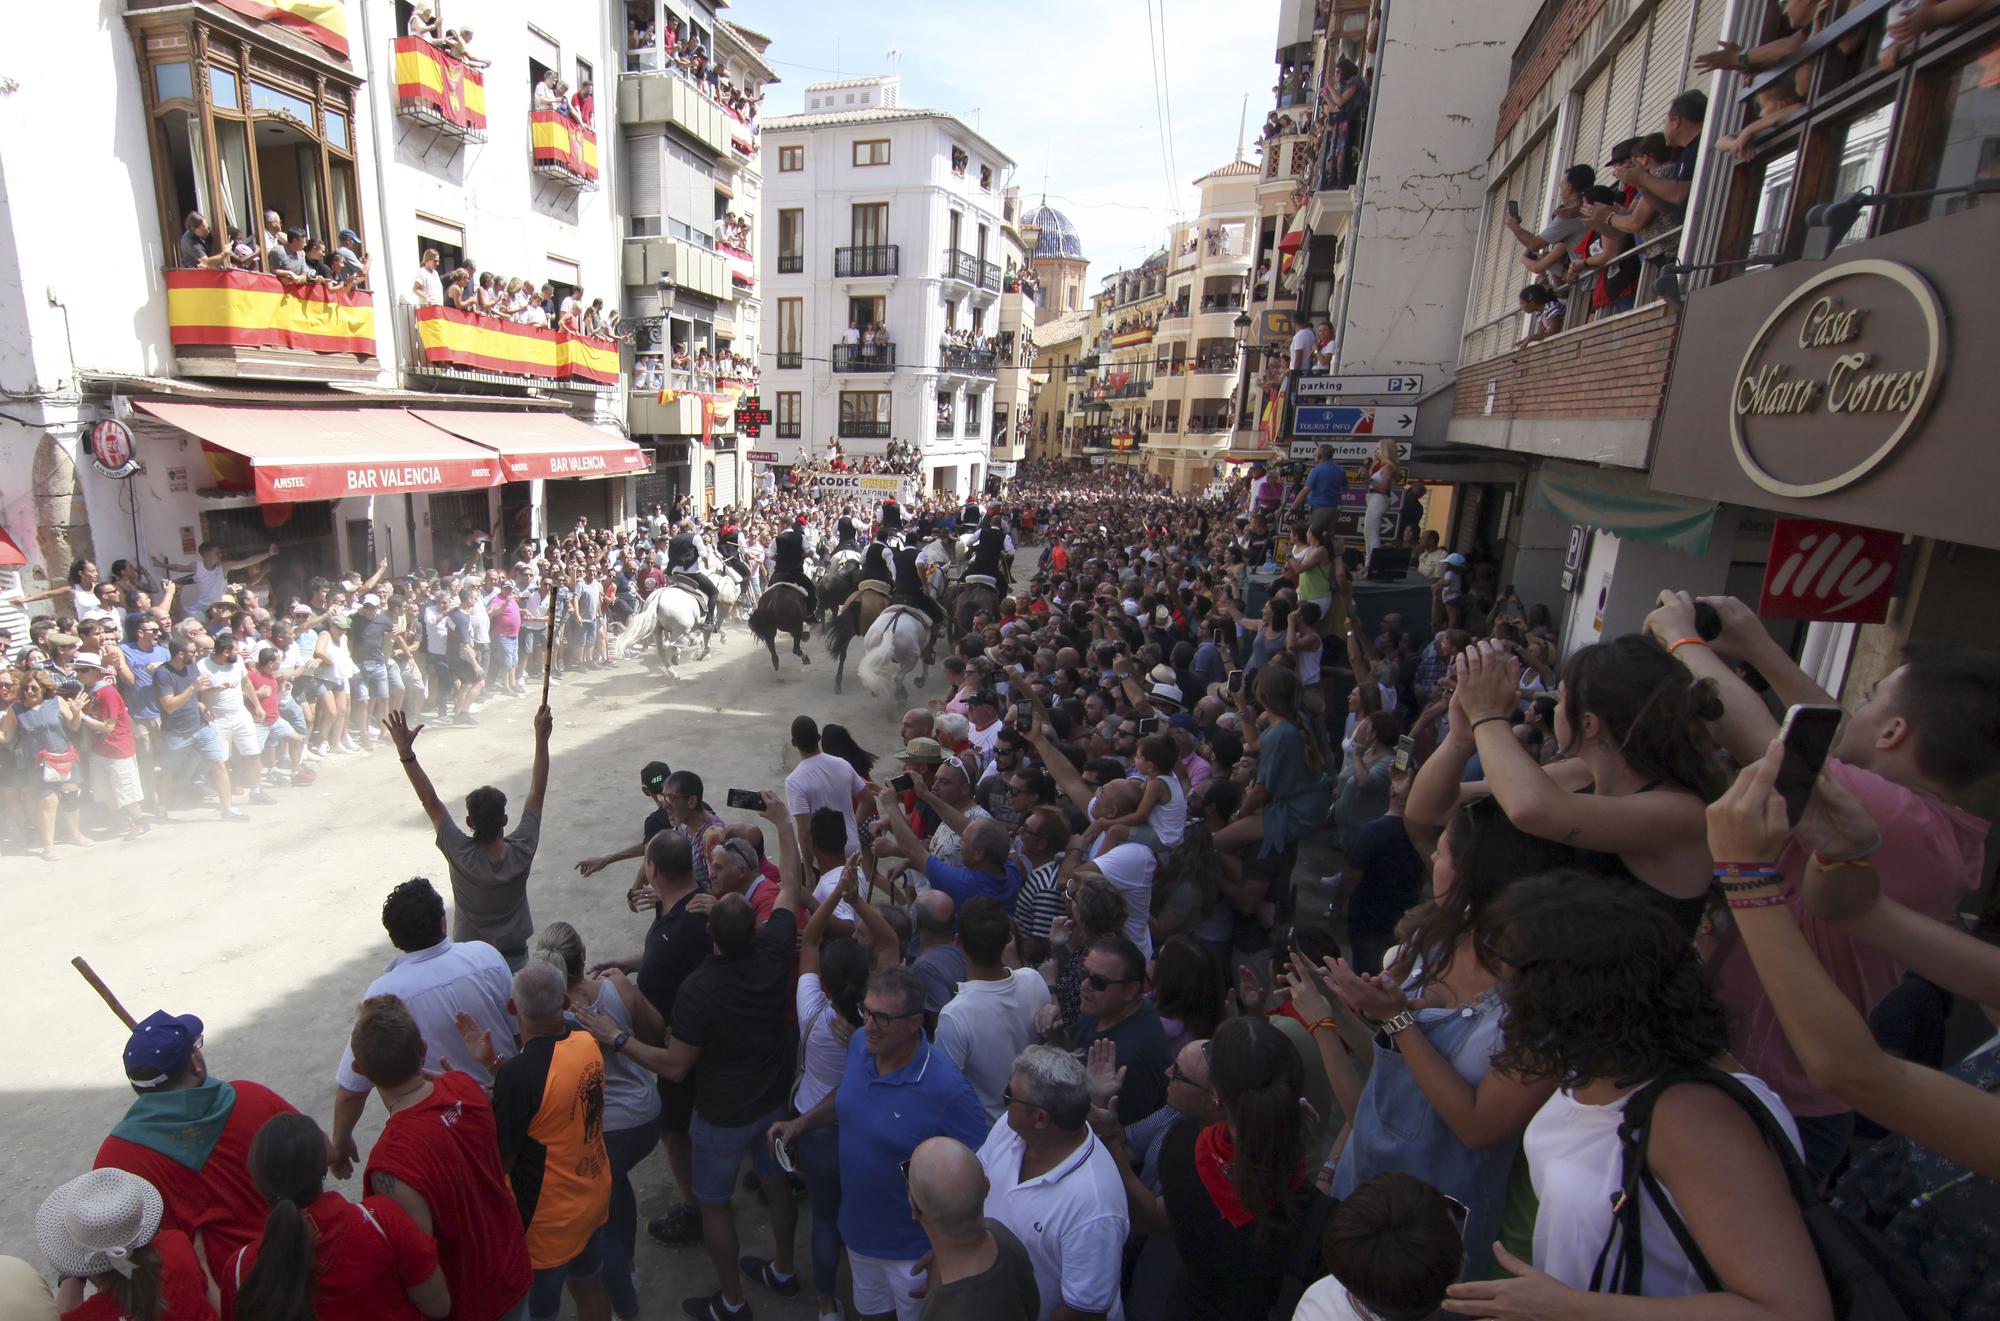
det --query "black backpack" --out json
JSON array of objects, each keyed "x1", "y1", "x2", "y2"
[{"x1": 1593, "y1": 1067, "x2": 1947, "y2": 1319}]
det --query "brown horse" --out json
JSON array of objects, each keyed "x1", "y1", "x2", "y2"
[
  {"x1": 824, "y1": 583, "x2": 889, "y2": 694},
  {"x1": 749, "y1": 583, "x2": 813, "y2": 672},
  {"x1": 952, "y1": 577, "x2": 1000, "y2": 643}
]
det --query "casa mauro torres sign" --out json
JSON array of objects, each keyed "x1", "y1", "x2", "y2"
[{"x1": 1729, "y1": 259, "x2": 1945, "y2": 499}]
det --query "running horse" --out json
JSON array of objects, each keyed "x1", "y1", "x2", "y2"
[
  {"x1": 748, "y1": 581, "x2": 813, "y2": 672},
  {"x1": 824, "y1": 572, "x2": 892, "y2": 695},
  {"x1": 613, "y1": 580, "x2": 709, "y2": 676},
  {"x1": 815, "y1": 545, "x2": 864, "y2": 626},
  {"x1": 950, "y1": 572, "x2": 1001, "y2": 644}
]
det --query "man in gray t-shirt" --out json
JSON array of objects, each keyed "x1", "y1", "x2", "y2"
[
  {"x1": 385, "y1": 702, "x2": 552, "y2": 969},
  {"x1": 1503, "y1": 162, "x2": 1597, "y2": 271}
]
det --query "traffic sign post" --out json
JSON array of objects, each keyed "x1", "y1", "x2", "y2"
[
  {"x1": 1289, "y1": 440, "x2": 1412, "y2": 462},
  {"x1": 1292, "y1": 405, "x2": 1416, "y2": 438},
  {"x1": 1292, "y1": 373, "x2": 1424, "y2": 399}
]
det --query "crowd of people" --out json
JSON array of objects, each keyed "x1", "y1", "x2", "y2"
[
  {"x1": 407, "y1": 252, "x2": 625, "y2": 341},
  {"x1": 625, "y1": 10, "x2": 763, "y2": 124},
  {"x1": 175, "y1": 208, "x2": 371, "y2": 293},
  {"x1": 13, "y1": 457, "x2": 2000, "y2": 1321},
  {"x1": 634, "y1": 347, "x2": 760, "y2": 393}
]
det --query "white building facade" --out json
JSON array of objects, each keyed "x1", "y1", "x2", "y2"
[{"x1": 759, "y1": 75, "x2": 1017, "y2": 501}]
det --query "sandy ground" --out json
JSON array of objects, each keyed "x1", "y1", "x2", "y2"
[{"x1": 1, "y1": 608, "x2": 921, "y2": 1317}]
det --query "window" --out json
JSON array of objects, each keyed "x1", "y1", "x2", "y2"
[
  {"x1": 839, "y1": 391, "x2": 892, "y2": 436},
  {"x1": 1748, "y1": 150, "x2": 1798, "y2": 257},
  {"x1": 1919, "y1": 41, "x2": 2000, "y2": 222},
  {"x1": 776, "y1": 391, "x2": 802, "y2": 438},
  {"x1": 852, "y1": 138, "x2": 891, "y2": 167},
  {"x1": 778, "y1": 208, "x2": 804, "y2": 272},
  {"x1": 847, "y1": 295, "x2": 884, "y2": 330},
  {"x1": 1826, "y1": 104, "x2": 1894, "y2": 248},
  {"x1": 778, "y1": 144, "x2": 803, "y2": 171},
  {"x1": 851, "y1": 202, "x2": 888, "y2": 248},
  {"x1": 777, "y1": 298, "x2": 802, "y2": 367}
]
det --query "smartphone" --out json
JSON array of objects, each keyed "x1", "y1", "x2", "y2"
[
  {"x1": 1138, "y1": 716, "x2": 1160, "y2": 735},
  {"x1": 1015, "y1": 700, "x2": 1033, "y2": 722},
  {"x1": 724, "y1": 787, "x2": 765, "y2": 811},
  {"x1": 1775, "y1": 704, "x2": 1843, "y2": 826},
  {"x1": 1226, "y1": 668, "x2": 1244, "y2": 696},
  {"x1": 888, "y1": 772, "x2": 914, "y2": 793},
  {"x1": 1393, "y1": 735, "x2": 1416, "y2": 773},
  {"x1": 1505, "y1": 199, "x2": 1521, "y2": 222},
  {"x1": 771, "y1": 1132, "x2": 795, "y2": 1174},
  {"x1": 1693, "y1": 600, "x2": 1722, "y2": 642}
]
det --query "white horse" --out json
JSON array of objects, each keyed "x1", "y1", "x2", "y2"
[
  {"x1": 614, "y1": 583, "x2": 709, "y2": 675},
  {"x1": 698, "y1": 545, "x2": 744, "y2": 625},
  {"x1": 855, "y1": 605, "x2": 934, "y2": 700}
]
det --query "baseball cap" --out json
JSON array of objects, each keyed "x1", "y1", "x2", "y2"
[
  {"x1": 360, "y1": 593, "x2": 382, "y2": 607},
  {"x1": 338, "y1": 227, "x2": 360, "y2": 244},
  {"x1": 894, "y1": 736, "x2": 946, "y2": 765},
  {"x1": 47, "y1": 632, "x2": 80, "y2": 647},
  {"x1": 967, "y1": 689, "x2": 1000, "y2": 710},
  {"x1": 1445, "y1": 552, "x2": 1467, "y2": 567},
  {"x1": 290, "y1": 602, "x2": 312, "y2": 616},
  {"x1": 640, "y1": 760, "x2": 672, "y2": 793},
  {"x1": 327, "y1": 610, "x2": 352, "y2": 629},
  {"x1": 123, "y1": 1010, "x2": 204, "y2": 1083}
]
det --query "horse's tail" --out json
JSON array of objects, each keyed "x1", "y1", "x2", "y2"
[
  {"x1": 618, "y1": 591, "x2": 661, "y2": 656},
  {"x1": 825, "y1": 598, "x2": 861, "y2": 661},
  {"x1": 857, "y1": 614, "x2": 898, "y2": 694},
  {"x1": 748, "y1": 594, "x2": 778, "y2": 647}
]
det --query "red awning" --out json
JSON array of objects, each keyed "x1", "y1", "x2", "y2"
[
  {"x1": 134, "y1": 402, "x2": 503, "y2": 503},
  {"x1": 409, "y1": 410, "x2": 650, "y2": 482},
  {"x1": 0, "y1": 521, "x2": 26, "y2": 567}
]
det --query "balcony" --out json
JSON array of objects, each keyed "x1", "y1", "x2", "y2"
[
  {"x1": 834, "y1": 245, "x2": 899, "y2": 278},
  {"x1": 392, "y1": 37, "x2": 487, "y2": 142},
  {"x1": 832, "y1": 343, "x2": 897, "y2": 373},
  {"x1": 777, "y1": 253, "x2": 803, "y2": 274},
  {"x1": 839, "y1": 419, "x2": 893, "y2": 439},
  {"x1": 775, "y1": 350, "x2": 803, "y2": 370},
  {"x1": 939, "y1": 342, "x2": 997, "y2": 376},
  {"x1": 942, "y1": 248, "x2": 979, "y2": 285},
  {"x1": 979, "y1": 260, "x2": 1002, "y2": 291},
  {"x1": 165, "y1": 269, "x2": 380, "y2": 383},
  {"x1": 616, "y1": 68, "x2": 729, "y2": 156},
  {"x1": 401, "y1": 305, "x2": 616, "y2": 391},
  {"x1": 629, "y1": 391, "x2": 711, "y2": 435},
  {"x1": 530, "y1": 111, "x2": 599, "y2": 189},
  {"x1": 622, "y1": 236, "x2": 730, "y2": 301}
]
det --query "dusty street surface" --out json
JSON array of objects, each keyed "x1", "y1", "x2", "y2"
[{"x1": 1, "y1": 613, "x2": 924, "y2": 1317}]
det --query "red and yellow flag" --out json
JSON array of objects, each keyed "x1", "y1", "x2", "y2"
[
  {"x1": 165, "y1": 269, "x2": 376, "y2": 356},
  {"x1": 393, "y1": 37, "x2": 487, "y2": 129},
  {"x1": 215, "y1": 0, "x2": 349, "y2": 59},
  {"x1": 414, "y1": 306, "x2": 617, "y2": 384},
  {"x1": 530, "y1": 110, "x2": 599, "y2": 182}
]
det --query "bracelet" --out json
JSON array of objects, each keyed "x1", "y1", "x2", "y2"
[
  {"x1": 1307, "y1": 1017, "x2": 1338, "y2": 1035},
  {"x1": 1727, "y1": 889, "x2": 1794, "y2": 910},
  {"x1": 400, "y1": 755, "x2": 416, "y2": 764},
  {"x1": 1814, "y1": 856, "x2": 1876, "y2": 872},
  {"x1": 1713, "y1": 863, "x2": 1781, "y2": 879},
  {"x1": 1718, "y1": 876, "x2": 1786, "y2": 892},
  {"x1": 1668, "y1": 636, "x2": 1709, "y2": 656},
  {"x1": 1813, "y1": 830, "x2": 1883, "y2": 865},
  {"x1": 1470, "y1": 715, "x2": 1510, "y2": 732}
]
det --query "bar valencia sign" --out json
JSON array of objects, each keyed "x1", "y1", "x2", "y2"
[{"x1": 1730, "y1": 259, "x2": 1945, "y2": 499}]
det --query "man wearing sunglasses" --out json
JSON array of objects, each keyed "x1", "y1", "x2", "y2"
[
  {"x1": 1061, "y1": 934, "x2": 1173, "y2": 1126},
  {"x1": 835, "y1": 966, "x2": 987, "y2": 1321}
]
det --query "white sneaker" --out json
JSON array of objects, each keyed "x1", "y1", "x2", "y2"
[
  {"x1": 339, "y1": 736, "x2": 360, "y2": 752},
  {"x1": 467, "y1": 702, "x2": 483, "y2": 716}
]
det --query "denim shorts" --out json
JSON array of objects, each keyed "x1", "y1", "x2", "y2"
[
  {"x1": 526, "y1": 1224, "x2": 604, "y2": 1320},
  {"x1": 495, "y1": 633, "x2": 520, "y2": 670},
  {"x1": 164, "y1": 722, "x2": 226, "y2": 765},
  {"x1": 352, "y1": 659, "x2": 391, "y2": 701},
  {"x1": 690, "y1": 1104, "x2": 785, "y2": 1205}
]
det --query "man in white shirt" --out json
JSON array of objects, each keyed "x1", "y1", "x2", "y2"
[
  {"x1": 196, "y1": 630, "x2": 269, "y2": 802},
  {"x1": 156, "y1": 540, "x2": 279, "y2": 617},
  {"x1": 936, "y1": 897, "x2": 1050, "y2": 1124},
  {"x1": 963, "y1": 689, "x2": 1005, "y2": 766},
  {"x1": 1080, "y1": 805, "x2": 1158, "y2": 957},
  {"x1": 411, "y1": 247, "x2": 444, "y2": 306},
  {"x1": 325, "y1": 877, "x2": 517, "y2": 1177},
  {"x1": 976, "y1": 1046, "x2": 1130, "y2": 1321},
  {"x1": 786, "y1": 714, "x2": 867, "y2": 854},
  {"x1": 1288, "y1": 320, "x2": 1317, "y2": 372}
]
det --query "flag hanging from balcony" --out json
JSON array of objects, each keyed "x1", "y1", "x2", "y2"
[
  {"x1": 414, "y1": 307, "x2": 618, "y2": 384},
  {"x1": 530, "y1": 111, "x2": 599, "y2": 182},
  {"x1": 214, "y1": 0, "x2": 349, "y2": 59},
  {"x1": 165, "y1": 269, "x2": 376, "y2": 356},
  {"x1": 393, "y1": 37, "x2": 487, "y2": 129}
]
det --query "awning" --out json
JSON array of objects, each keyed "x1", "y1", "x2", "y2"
[
  {"x1": 0, "y1": 521, "x2": 26, "y2": 568},
  {"x1": 134, "y1": 402, "x2": 503, "y2": 504},
  {"x1": 410, "y1": 410, "x2": 651, "y2": 481},
  {"x1": 1530, "y1": 468, "x2": 1719, "y2": 555}
]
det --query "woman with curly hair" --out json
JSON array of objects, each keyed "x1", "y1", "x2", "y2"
[
  {"x1": 1044, "y1": 874, "x2": 1129, "y2": 1033},
  {"x1": 1409, "y1": 634, "x2": 1726, "y2": 936},
  {"x1": 1321, "y1": 796, "x2": 1580, "y2": 1276},
  {"x1": 1444, "y1": 872, "x2": 1830, "y2": 1317}
]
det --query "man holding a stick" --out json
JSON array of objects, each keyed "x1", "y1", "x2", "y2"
[
  {"x1": 386, "y1": 704, "x2": 553, "y2": 972},
  {"x1": 92, "y1": 1009, "x2": 298, "y2": 1281}
]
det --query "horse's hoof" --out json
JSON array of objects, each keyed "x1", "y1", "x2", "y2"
[{"x1": 801, "y1": 654, "x2": 812, "y2": 665}]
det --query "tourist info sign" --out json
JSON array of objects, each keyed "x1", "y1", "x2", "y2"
[
  {"x1": 1293, "y1": 373, "x2": 1424, "y2": 398},
  {"x1": 1292, "y1": 405, "x2": 1417, "y2": 438}
]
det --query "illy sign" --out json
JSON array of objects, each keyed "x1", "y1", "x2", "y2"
[{"x1": 1757, "y1": 517, "x2": 1902, "y2": 624}]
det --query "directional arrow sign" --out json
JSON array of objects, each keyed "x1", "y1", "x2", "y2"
[
  {"x1": 1290, "y1": 440, "x2": 1412, "y2": 462},
  {"x1": 1293, "y1": 373, "x2": 1425, "y2": 399},
  {"x1": 1292, "y1": 405, "x2": 1416, "y2": 438}
]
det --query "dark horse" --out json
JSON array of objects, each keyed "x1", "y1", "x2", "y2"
[
  {"x1": 824, "y1": 582, "x2": 890, "y2": 694},
  {"x1": 749, "y1": 583, "x2": 813, "y2": 672},
  {"x1": 951, "y1": 577, "x2": 1000, "y2": 643},
  {"x1": 816, "y1": 552, "x2": 862, "y2": 626}
]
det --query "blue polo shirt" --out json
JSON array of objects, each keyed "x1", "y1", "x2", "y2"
[
  {"x1": 922, "y1": 854, "x2": 1027, "y2": 913},
  {"x1": 835, "y1": 1034, "x2": 987, "y2": 1260},
  {"x1": 1304, "y1": 459, "x2": 1347, "y2": 509},
  {"x1": 119, "y1": 642, "x2": 169, "y2": 720}
]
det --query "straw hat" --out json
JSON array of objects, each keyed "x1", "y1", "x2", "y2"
[{"x1": 34, "y1": 1169, "x2": 163, "y2": 1280}]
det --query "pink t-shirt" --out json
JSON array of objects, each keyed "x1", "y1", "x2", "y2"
[
  {"x1": 490, "y1": 597, "x2": 522, "y2": 639},
  {"x1": 1712, "y1": 758, "x2": 1989, "y2": 1117}
]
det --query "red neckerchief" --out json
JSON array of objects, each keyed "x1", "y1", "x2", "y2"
[{"x1": 1193, "y1": 1121, "x2": 1306, "y2": 1229}]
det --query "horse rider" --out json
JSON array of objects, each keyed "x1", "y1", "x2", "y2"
[
  {"x1": 770, "y1": 513, "x2": 818, "y2": 619},
  {"x1": 715, "y1": 519, "x2": 751, "y2": 599},
  {"x1": 833, "y1": 512, "x2": 863, "y2": 558},
  {"x1": 857, "y1": 535, "x2": 895, "y2": 595},
  {"x1": 668, "y1": 521, "x2": 721, "y2": 634},
  {"x1": 889, "y1": 537, "x2": 947, "y2": 640},
  {"x1": 964, "y1": 514, "x2": 1013, "y2": 593},
  {"x1": 877, "y1": 496, "x2": 904, "y2": 547}
]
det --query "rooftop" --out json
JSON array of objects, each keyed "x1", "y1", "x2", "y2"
[
  {"x1": 1032, "y1": 309, "x2": 1091, "y2": 349},
  {"x1": 1197, "y1": 159, "x2": 1260, "y2": 181}
]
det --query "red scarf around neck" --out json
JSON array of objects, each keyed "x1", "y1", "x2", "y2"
[{"x1": 1193, "y1": 1120, "x2": 1305, "y2": 1229}]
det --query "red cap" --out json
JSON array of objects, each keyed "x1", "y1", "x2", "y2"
[
  {"x1": 795, "y1": 514, "x2": 809, "y2": 526},
  {"x1": 720, "y1": 523, "x2": 739, "y2": 536}
]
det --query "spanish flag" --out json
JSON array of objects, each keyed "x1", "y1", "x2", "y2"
[
  {"x1": 165, "y1": 269, "x2": 376, "y2": 356},
  {"x1": 530, "y1": 110, "x2": 600, "y2": 182},
  {"x1": 393, "y1": 37, "x2": 487, "y2": 130},
  {"x1": 215, "y1": 0, "x2": 349, "y2": 59},
  {"x1": 414, "y1": 306, "x2": 618, "y2": 384}
]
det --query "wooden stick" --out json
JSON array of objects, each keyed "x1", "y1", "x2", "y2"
[
  {"x1": 540, "y1": 600, "x2": 564, "y2": 707},
  {"x1": 72, "y1": 957, "x2": 138, "y2": 1030}
]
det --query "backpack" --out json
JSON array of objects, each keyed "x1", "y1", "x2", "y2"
[{"x1": 1593, "y1": 1067, "x2": 1947, "y2": 1320}]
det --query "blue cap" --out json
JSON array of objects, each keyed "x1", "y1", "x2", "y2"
[
  {"x1": 338, "y1": 227, "x2": 361, "y2": 244},
  {"x1": 123, "y1": 1011, "x2": 204, "y2": 1082}
]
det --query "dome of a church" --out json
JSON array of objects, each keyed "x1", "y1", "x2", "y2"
[{"x1": 1024, "y1": 202, "x2": 1085, "y2": 261}]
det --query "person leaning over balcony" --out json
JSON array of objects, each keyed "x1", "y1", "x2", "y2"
[
  {"x1": 1516, "y1": 286, "x2": 1563, "y2": 345},
  {"x1": 1596, "y1": 90, "x2": 1707, "y2": 236},
  {"x1": 411, "y1": 248, "x2": 443, "y2": 306},
  {"x1": 1504, "y1": 164, "x2": 1594, "y2": 270},
  {"x1": 176, "y1": 212, "x2": 230, "y2": 270},
  {"x1": 269, "y1": 227, "x2": 317, "y2": 285}
]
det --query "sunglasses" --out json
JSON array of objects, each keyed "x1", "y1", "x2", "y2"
[
  {"x1": 1002, "y1": 1087, "x2": 1046, "y2": 1112},
  {"x1": 1083, "y1": 973, "x2": 1137, "y2": 991}
]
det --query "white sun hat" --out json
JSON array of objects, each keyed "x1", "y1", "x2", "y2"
[{"x1": 35, "y1": 1169, "x2": 163, "y2": 1280}]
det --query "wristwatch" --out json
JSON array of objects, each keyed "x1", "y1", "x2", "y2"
[
  {"x1": 1379, "y1": 1010, "x2": 1417, "y2": 1036},
  {"x1": 610, "y1": 1031, "x2": 630, "y2": 1055}
]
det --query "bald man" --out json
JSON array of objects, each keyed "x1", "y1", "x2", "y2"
[
  {"x1": 907, "y1": 1138, "x2": 1039, "y2": 1321},
  {"x1": 901, "y1": 707, "x2": 936, "y2": 743},
  {"x1": 911, "y1": 890, "x2": 964, "y2": 1024}
]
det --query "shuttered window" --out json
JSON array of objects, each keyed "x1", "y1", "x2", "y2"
[
  {"x1": 1604, "y1": 29, "x2": 1649, "y2": 149},
  {"x1": 1637, "y1": 0, "x2": 1698, "y2": 140},
  {"x1": 624, "y1": 135, "x2": 661, "y2": 214},
  {"x1": 1689, "y1": 0, "x2": 1728, "y2": 83},
  {"x1": 1572, "y1": 61, "x2": 1613, "y2": 178}
]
